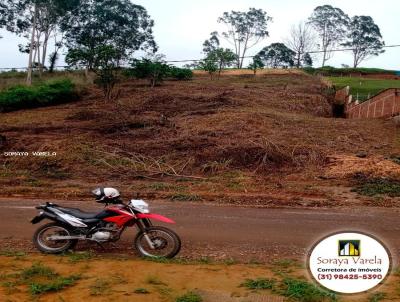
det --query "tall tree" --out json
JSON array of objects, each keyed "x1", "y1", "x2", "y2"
[
  {"x1": 62, "y1": 0, "x2": 156, "y2": 72},
  {"x1": 308, "y1": 5, "x2": 349, "y2": 67},
  {"x1": 342, "y1": 16, "x2": 385, "y2": 68},
  {"x1": 257, "y1": 43, "x2": 295, "y2": 68},
  {"x1": 202, "y1": 31, "x2": 219, "y2": 54},
  {"x1": 0, "y1": 0, "x2": 9, "y2": 38},
  {"x1": 286, "y1": 22, "x2": 316, "y2": 68},
  {"x1": 217, "y1": 8, "x2": 272, "y2": 68},
  {"x1": 3, "y1": 0, "x2": 79, "y2": 84}
]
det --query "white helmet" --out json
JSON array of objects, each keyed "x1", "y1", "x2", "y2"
[{"x1": 92, "y1": 187, "x2": 120, "y2": 203}]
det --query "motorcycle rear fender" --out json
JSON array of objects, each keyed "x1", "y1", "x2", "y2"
[
  {"x1": 30, "y1": 211, "x2": 57, "y2": 224},
  {"x1": 136, "y1": 213, "x2": 175, "y2": 224}
]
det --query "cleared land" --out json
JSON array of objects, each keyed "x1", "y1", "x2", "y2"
[
  {"x1": 0, "y1": 72, "x2": 399, "y2": 206},
  {"x1": 328, "y1": 76, "x2": 400, "y2": 101}
]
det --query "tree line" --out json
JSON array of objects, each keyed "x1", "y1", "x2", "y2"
[
  {"x1": 196, "y1": 4, "x2": 385, "y2": 75},
  {"x1": 0, "y1": 1, "x2": 386, "y2": 90}
]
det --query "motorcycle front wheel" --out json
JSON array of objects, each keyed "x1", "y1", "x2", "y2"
[
  {"x1": 33, "y1": 222, "x2": 77, "y2": 254},
  {"x1": 134, "y1": 226, "x2": 181, "y2": 258}
]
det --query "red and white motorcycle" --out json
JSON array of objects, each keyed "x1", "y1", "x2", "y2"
[{"x1": 31, "y1": 188, "x2": 181, "y2": 258}]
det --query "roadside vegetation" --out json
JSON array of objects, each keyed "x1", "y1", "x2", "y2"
[
  {"x1": 0, "y1": 78, "x2": 78, "y2": 112},
  {"x1": 352, "y1": 178, "x2": 400, "y2": 197}
]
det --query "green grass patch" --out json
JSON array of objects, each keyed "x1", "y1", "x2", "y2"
[
  {"x1": 89, "y1": 278, "x2": 111, "y2": 295},
  {"x1": 303, "y1": 66, "x2": 398, "y2": 76},
  {"x1": 64, "y1": 251, "x2": 94, "y2": 263},
  {"x1": 21, "y1": 263, "x2": 57, "y2": 280},
  {"x1": 176, "y1": 291, "x2": 202, "y2": 302},
  {"x1": 170, "y1": 193, "x2": 202, "y2": 202},
  {"x1": 0, "y1": 78, "x2": 78, "y2": 112},
  {"x1": 29, "y1": 275, "x2": 81, "y2": 295},
  {"x1": 368, "y1": 292, "x2": 387, "y2": 302},
  {"x1": 240, "y1": 278, "x2": 276, "y2": 290},
  {"x1": 0, "y1": 250, "x2": 26, "y2": 258},
  {"x1": 352, "y1": 178, "x2": 400, "y2": 197},
  {"x1": 134, "y1": 287, "x2": 150, "y2": 294},
  {"x1": 0, "y1": 263, "x2": 81, "y2": 296},
  {"x1": 280, "y1": 277, "x2": 336, "y2": 302},
  {"x1": 328, "y1": 76, "x2": 400, "y2": 101}
]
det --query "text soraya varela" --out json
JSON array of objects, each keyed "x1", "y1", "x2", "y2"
[{"x1": 3, "y1": 151, "x2": 56, "y2": 157}]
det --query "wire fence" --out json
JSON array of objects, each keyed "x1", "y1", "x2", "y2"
[{"x1": 0, "y1": 44, "x2": 399, "y2": 71}]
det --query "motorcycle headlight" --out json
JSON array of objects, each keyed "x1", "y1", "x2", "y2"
[{"x1": 130, "y1": 199, "x2": 150, "y2": 213}]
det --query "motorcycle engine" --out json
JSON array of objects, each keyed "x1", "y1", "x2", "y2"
[
  {"x1": 91, "y1": 231, "x2": 111, "y2": 242},
  {"x1": 91, "y1": 222, "x2": 120, "y2": 242}
]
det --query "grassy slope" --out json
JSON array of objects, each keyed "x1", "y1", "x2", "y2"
[
  {"x1": 328, "y1": 76, "x2": 400, "y2": 101},
  {"x1": 0, "y1": 72, "x2": 398, "y2": 204}
]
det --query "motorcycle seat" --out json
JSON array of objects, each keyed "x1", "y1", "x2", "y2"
[{"x1": 57, "y1": 207, "x2": 100, "y2": 219}]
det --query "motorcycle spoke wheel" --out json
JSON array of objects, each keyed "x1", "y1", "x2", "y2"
[
  {"x1": 34, "y1": 223, "x2": 75, "y2": 253},
  {"x1": 135, "y1": 227, "x2": 180, "y2": 258}
]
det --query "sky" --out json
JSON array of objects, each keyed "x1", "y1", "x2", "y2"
[{"x1": 0, "y1": 0, "x2": 399, "y2": 70}]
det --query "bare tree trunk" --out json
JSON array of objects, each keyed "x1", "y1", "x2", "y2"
[
  {"x1": 40, "y1": 32, "x2": 49, "y2": 75},
  {"x1": 26, "y1": 5, "x2": 38, "y2": 85}
]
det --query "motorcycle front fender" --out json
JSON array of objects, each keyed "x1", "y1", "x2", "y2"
[{"x1": 136, "y1": 213, "x2": 175, "y2": 224}]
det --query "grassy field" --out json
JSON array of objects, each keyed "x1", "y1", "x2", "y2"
[{"x1": 328, "y1": 76, "x2": 400, "y2": 101}]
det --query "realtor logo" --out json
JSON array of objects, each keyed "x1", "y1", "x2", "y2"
[{"x1": 339, "y1": 240, "x2": 360, "y2": 256}]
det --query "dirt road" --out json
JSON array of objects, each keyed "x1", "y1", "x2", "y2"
[{"x1": 1, "y1": 199, "x2": 399, "y2": 262}]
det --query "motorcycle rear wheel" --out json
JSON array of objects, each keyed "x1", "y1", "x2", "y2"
[
  {"x1": 134, "y1": 226, "x2": 181, "y2": 258},
  {"x1": 33, "y1": 222, "x2": 77, "y2": 254}
]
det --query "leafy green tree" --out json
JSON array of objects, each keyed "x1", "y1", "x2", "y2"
[
  {"x1": 342, "y1": 16, "x2": 385, "y2": 68},
  {"x1": 203, "y1": 33, "x2": 237, "y2": 77},
  {"x1": 129, "y1": 55, "x2": 170, "y2": 87},
  {"x1": 248, "y1": 55, "x2": 264, "y2": 75},
  {"x1": 210, "y1": 49, "x2": 237, "y2": 77},
  {"x1": 92, "y1": 46, "x2": 122, "y2": 100},
  {"x1": 198, "y1": 57, "x2": 218, "y2": 79},
  {"x1": 61, "y1": 0, "x2": 156, "y2": 72},
  {"x1": 68, "y1": 45, "x2": 123, "y2": 99},
  {"x1": 217, "y1": 8, "x2": 272, "y2": 68},
  {"x1": 202, "y1": 31, "x2": 220, "y2": 54},
  {"x1": 258, "y1": 43, "x2": 295, "y2": 68},
  {"x1": 302, "y1": 53, "x2": 313, "y2": 67},
  {"x1": 0, "y1": 0, "x2": 11, "y2": 38},
  {"x1": 308, "y1": 5, "x2": 349, "y2": 67}
]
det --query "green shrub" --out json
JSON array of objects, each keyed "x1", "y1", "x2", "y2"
[
  {"x1": 169, "y1": 67, "x2": 193, "y2": 80},
  {"x1": 281, "y1": 278, "x2": 336, "y2": 302},
  {"x1": 0, "y1": 79, "x2": 78, "y2": 112},
  {"x1": 125, "y1": 60, "x2": 192, "y2": 85},
  {"x1": 175, "y1": 291, "x2": 202, "y2": 302},
  {"x1": 352, "y1": 178, "x2": 400, "y2": 197},
  {"x1": 29, "y1": 275, "x2": 81, "y2": 295},
  {"x1": 241, "y1": 278, "x2": 275, "y2": 290},
  {"x1": 128, "y1": 59, "x2": 170, "y2": 87}
]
